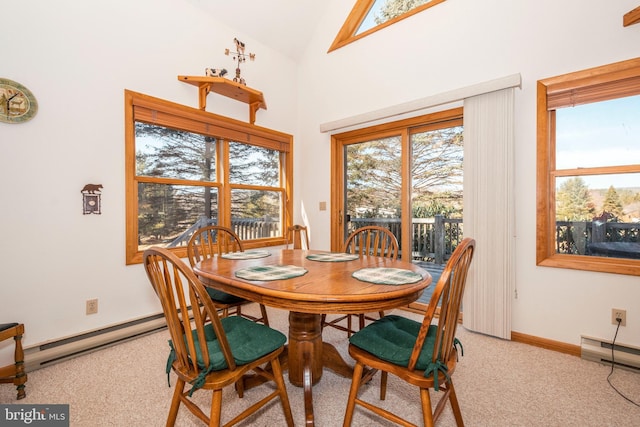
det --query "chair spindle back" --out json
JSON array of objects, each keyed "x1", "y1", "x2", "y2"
[
  {"x1": 343, "y1": 226, "x2": 399, "y2": 259},
  {"x1": 187, "y1": 226, "x2": 244, "y2": 267},
  {"x1": 408, "y1": 237, "x2": 475, "y2": 371},
  {"x1": 144, "y1": 247, "x2": 236, "y2": 376},
  {"x1": 286, "y1": 225, "x2": 310, "y2": 250}
]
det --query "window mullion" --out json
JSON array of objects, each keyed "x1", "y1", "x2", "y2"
[
  {"x1": 554, "y1": 165, "x2": 640, "y2": 177},
  {"x1": 401, "y1": 129, "x2": 411, "y2": 262},
  {"x1": 219, "y1": 139, "x2": 231, "y2": 229}
]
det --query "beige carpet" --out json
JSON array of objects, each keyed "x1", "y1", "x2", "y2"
[{"x1": 1, "y1": 307, "x2": 639, "y2": 427}]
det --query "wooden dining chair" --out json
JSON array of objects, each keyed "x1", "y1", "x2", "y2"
[
  {"x1": 343, "y1": 238, "x2": 475, "y2": 427},
  {"x1": 286, "y1": 224, "x2": 310, "y2": 249},
  {"x1": 187, "y1": 225, "x2": 269, "y2": 326},
  {"x1": 143, "y1": 247, "x2": 294, "y2": 427},
  {"x1": 0, "y1": 323, "x2": 27, "y2": 399},
  {"x1": 322, "y1": 226, "x2": 399, "y2": 336}
]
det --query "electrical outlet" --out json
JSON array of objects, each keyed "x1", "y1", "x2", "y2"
[
  {"x1": 611, "y1": 308, "x2": 626, "y2": 327},
  {"x1": 86, "y1": 299, "x2": 98, "y2": 315}
]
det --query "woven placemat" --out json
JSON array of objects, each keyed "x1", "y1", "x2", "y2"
[
  {"x1": 352, "y1": 267, "x2": 423, "y2": 285},
  {"x1": 306, "y1": 253, "x2": 360, "y2": 262},
  {"x1": 220, "y1": 250, "x2": 271, "y2": 260},
  {"x1": 235, "y1": 265, "x2": 308, "y2": 281}
]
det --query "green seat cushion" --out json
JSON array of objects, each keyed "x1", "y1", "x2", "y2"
[
  {"x1": 192, "y1": 316, "x2": 286, "y2": 370},
  {"x1": 167, "y1": 316, "x2": 286, "y2": 391},
  {"x1": 205, "y1": 288, "x2": 246, "y2": 305},
  {"x1": 349, "y1": 315, "x2": 437, "y2": 370}
]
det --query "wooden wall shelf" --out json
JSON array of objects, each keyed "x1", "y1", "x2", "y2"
[{"x1": 177, "y1": 76, "x2": 267, "y2": 124}]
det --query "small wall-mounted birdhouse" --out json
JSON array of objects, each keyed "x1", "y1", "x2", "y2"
[{"x1": 81, "y1": 183, "x2": 103, "y2": 214}]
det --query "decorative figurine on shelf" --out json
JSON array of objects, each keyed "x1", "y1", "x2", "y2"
[
  {"x1": 224, "y1": 37, "x2": 255, "y2": 86},
  {"x1": 205, "y1": 68, "x2": 227, "y2": 77}
]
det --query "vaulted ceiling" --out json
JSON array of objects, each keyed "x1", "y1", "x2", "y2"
[
  {"x1": 190, "y1": 0, "x2": 333, "y2": 60},
  {"x1": 190, "y1": 2, "x2": 640, "y2": 60}
]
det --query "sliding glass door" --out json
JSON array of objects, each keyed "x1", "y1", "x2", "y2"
[{"x1": 331, "y1": 108, "x2": 463, "y2": 308}]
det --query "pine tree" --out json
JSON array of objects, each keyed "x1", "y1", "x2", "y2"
[
  {"x1": 602, "y1": 185, "x2": 623, "y2": 219},
  {"x1": 555, "y1": 177, "x2": 596, "y2": 221},
  {"x1": 376, "y1": 0, "x2": 431, "y2": 24}
]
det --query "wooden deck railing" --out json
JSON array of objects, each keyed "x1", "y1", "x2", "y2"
[
  {"x1": 232, "y1": 217, "x2": 280, "y2": 240},
  {"x1": 167, "y1": 216, "x2": 280, "y2": 247},
  {"x1": 169, "y1": 215, "x2": 464, "y2": 263},
  {"x1": 555, "y1": 220, "x2": 639, "y2": 255},
  {"x1": 349, "y1": 215, "x2": 463, "y2": 263}
]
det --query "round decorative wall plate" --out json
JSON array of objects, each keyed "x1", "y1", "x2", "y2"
[{"x1": 0, "y1": 78, "x2": 38, "y2": 124}]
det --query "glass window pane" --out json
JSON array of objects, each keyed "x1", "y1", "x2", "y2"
[
  {"x1": 410, "y1": 126, "x2": 464, "y2": 262},
  {"x1": 345, "y1": 136, "x2": 402, "y2": 245},
  {"x1": 556, "y1": 174, "x2": 640, "y2": 221},
  {"x1": 554, "y1": 174, "x2": 640, "y2": 257},
  {"x1": 411, "y1": 126, "x2": 464, "y2": 215},
  {"x1": 356, "y1": 0, "x2": 433, "y2": 35},
  {"x1": 138, "y1": 183, "x2": 218, "y2": 250},
  {"x1": 555, "y1": 95, "x2": 640, "y2": 169},
  {"x1": 231, "y1": 189, "x2": 281, "y2": 239},
  {"x1": 135, "y1": 123, "x2": 217, "y2": 182},
  {"x1": 229, "y1": 142, "x2": 280, "y2": 186}
]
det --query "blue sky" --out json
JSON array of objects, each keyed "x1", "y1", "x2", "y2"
[
  {"x1": 555, "y1": 94, "x2": 640, "y2": 190},
  {"x1": 357, "y1": 0, "x2": 385, "y2": 34}
]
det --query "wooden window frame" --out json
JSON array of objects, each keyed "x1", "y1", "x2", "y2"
[
  {"x1": 536, "y1": 57, "x2": 640, "y2": 276},
  {"x1": 328, "y1": 0, "x2": 447, "y2": 53},
  {"x1": 125, "y1": 90, "x2": 293, "y2": 264}
]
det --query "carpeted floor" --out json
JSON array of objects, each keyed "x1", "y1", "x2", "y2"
[{"x1": 1, "y1": 307, "x2": 639, "y2": 426}]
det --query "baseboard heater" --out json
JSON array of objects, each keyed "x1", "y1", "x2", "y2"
[
  {"x1": 581, "y1": 335, "x2": 640, "y2": 372},
  {"x1": 24, "y1": 313, "x2": 168, "y2": 372}
]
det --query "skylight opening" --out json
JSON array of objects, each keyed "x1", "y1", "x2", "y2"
[{"x1": 329, "y1": 0, "x2": 447, "y2": 52}]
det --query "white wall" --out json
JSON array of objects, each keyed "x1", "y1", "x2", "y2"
[
  {"x1": 0, "y1": 0, "x2": 299, "y2": 355},
  {"x1": 1, "y1": 0, "x2": 639, "y2": 364},
  {"x1": 296, "y1": 0, "x2": 640, "y2": 347}
]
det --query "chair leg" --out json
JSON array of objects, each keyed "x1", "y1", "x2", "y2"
[
  {"x1": 379, "y1": 371, "x2": 388, "y2": 400},
  {"x1": 235, "y1": 377, "x2": 245, "y2": 398},
  {"x1": 209, "y1": 389, "x2": 224, "y2": 427},
  {"x1": 166, "y1": 378, "x2": 185, "y2": 427},
  {"x1": 447, "y1": 381, "x2": 464, "y2": 426},
  {"x1": 271, "y1": 355, "x2": 294, "y2": 426},
  {"x1": 14, "y1": 330, "x2": 26, "y2": 400},
  {"x1": 420, "y1": 387, "x2": 435, "y2": 427},
  {"x1": 259, "y1": 304, "x2": 270, "y2": 326},
  {"x1": 343, "y1": 361, "x2": 364, "y2": 427}
]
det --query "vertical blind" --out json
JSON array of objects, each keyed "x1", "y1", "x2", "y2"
[{"x1": 462, "y1": 88, "x2": 515, "y2": 339}]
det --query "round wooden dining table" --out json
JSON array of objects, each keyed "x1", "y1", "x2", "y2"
[{"x1": 193, "y1": 248, "x2": 431, "y2": 426}]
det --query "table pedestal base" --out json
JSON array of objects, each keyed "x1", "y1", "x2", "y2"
[
  {"x1": 287, "y1": 312, "x2": 323, "y2": 387},
  {"x1": 241, "y1": 311, "x2": 358, "y2": 426}
]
